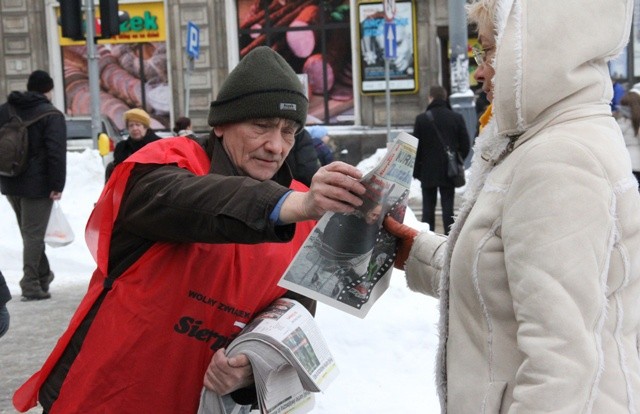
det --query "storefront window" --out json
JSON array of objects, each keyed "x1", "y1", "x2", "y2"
[
  {"x1": 59, "y1": 2, "x2": 170, "y2": 130},
  {"x1": 236, "y1": 0, "x2": 353, "y2": 125}
]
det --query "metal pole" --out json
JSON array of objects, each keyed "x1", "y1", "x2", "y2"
[
  {"x1": 448, "y1": 0, "x2": 476, "y2": 161},
  {"x1": 85, "y1": 0, "x2": 101, "y2": 150},
  {"x1": 185, "y1": 56, "x2": 193, "y2": 118},
  {"x1": 385, "y1": 57, "x2": 391, "y2": 143}
]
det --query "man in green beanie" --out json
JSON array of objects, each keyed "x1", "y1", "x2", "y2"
[{"x1": 17, "y1": 46, "x2": 366, "y2": 413}]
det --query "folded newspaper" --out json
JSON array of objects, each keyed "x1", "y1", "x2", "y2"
[
  {"x1": 278, "y1": 132, "x2": 418, "y2": 318},
  {"x1": 198, "y1": 298, "x2": 339, "y2": 414}
]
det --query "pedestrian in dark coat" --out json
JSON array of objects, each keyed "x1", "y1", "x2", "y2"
[
  {"x1": 0, "y1": 70, "x2": 66, "y2": 300},
  {"x1": 412, "y1": 85, "x2": 470, "y2": 234},
  {"x1": 105, "y1": 108, "x2": 161, "y2": 182},
  {"x1": 113, "y1": 108, "x2": 161, "y2": 165}
]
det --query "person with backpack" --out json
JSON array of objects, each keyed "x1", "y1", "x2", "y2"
[{"x1": 0, "y1": 70, "x2": 66, "y2": 302}]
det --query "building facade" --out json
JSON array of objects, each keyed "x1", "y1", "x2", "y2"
[{"x1": 2, "y1": 0, "x2": 635, "y2": 163}]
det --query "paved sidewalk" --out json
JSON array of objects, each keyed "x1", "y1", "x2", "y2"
[{"x1": 0, "y1": 284, "x2": 86, "y2": 414}]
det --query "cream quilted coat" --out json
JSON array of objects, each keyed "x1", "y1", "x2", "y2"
[{"x1": 404, "y1": 0, "x2": 640, "y2": 412}]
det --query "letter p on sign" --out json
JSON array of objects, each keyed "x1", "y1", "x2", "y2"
[{"x1": 187, "y1": 21, "x2": 200, "y2": 59}]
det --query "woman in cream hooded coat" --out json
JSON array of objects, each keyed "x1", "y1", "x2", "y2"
[{"x1": 387, "y1": 0, "x2": 640, "y2": 412}]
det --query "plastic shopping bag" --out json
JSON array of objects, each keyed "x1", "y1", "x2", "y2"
[{"x1": 44, "y1": 201, "x2": 75, "y2": 247}]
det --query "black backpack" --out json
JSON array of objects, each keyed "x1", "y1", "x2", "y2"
[{"x1": 0, "y1": 104, "x2": 59, "y2": 177}]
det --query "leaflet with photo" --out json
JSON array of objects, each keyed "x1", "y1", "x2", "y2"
[
  {"x1": 278, "y1": 132, "x2": 418, "y2": 318},
  {"x1": 197, "y1": 298, "x2": 338, "y2": 414}
]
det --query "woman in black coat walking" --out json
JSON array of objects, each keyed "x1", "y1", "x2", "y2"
[{"x1": 412, "y1": 86, "x2": 470, "y2": 234}]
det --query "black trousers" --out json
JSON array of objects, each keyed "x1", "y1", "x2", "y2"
[
  {"x1": 421, "y1": 185, "x2": 455, "y2": 235},
  {"x1": 6, "y1": 195, "x2": 53, "y2": 295}
]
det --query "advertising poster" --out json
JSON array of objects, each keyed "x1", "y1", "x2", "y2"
[
  {"x1": 59, "y1": 1, "x2": 170, "y2": 130},
  {"x1": 236, "y1": 0, "x2": 354, "y2": 124},
  {"x1": 358, "y1": 0, "x2": 417, "y2": 94}
]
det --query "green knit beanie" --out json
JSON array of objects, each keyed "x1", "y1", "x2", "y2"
[{"x1": 208, "y1": 46, "x2": 308, "y2": 128}]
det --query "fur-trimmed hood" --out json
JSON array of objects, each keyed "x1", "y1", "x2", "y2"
[{"x1": 492, "y1": 0, "x2": 632, "y2": 139}]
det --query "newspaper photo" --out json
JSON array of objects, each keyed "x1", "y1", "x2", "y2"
[
  {"x1": 198, "y1": 298, "x2": 338, "y2": 414},
  {"x1": 278, "y1": 132, "x2": 418, "y2": 318}
]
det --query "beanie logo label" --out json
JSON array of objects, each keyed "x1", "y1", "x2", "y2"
[{"x1": 279, "y1": 103, "x2": 297, "y2": 111}]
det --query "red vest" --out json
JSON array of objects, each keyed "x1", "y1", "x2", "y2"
[{"x1": 14, "y1": 138, "x2": 314, "y2": 413}]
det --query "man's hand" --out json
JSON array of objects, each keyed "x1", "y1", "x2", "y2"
[
  {"x1": 50, "y1": 191, "x2": 62, "y2": 200},
  {"x1": 279, "y1": 161, "x2": 366, "y2": 223},
  {"x1": 203, "y1": 348, "x2": 254, "y2": 395},
  {"x1": 384, "y1": 216, "x2": 419, "y2": 270}
]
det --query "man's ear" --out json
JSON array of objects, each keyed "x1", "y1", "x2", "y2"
[{"x1": 212, "y1": 125, "x2": 224, "y2": 137}]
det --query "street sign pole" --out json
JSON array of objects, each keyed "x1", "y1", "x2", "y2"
[
  {"x1": 185, "y1": 22, "x2": 200, "y2": 119},
  {"x1": 185, "y1": 57, "x2": 193, "y2": 117},
  {"x1": 449, "y1": 0, "x2": 476, "y2": 163},
  {"x1": 383, "y1": 0, "x2": 396, "y2": 144},
  {"x1": 85, "y1": 0, "x2": 101, "y2": 150},
  {"x1": 385, "y1": 57, "x2": 391, "y2": 143}
]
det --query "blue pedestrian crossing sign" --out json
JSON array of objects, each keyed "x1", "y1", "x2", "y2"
[
  {"x1": 187, "y1": 21, "x2": 200, "y2": 59},
  {"x1": 384, "y1": 21, "x2": 397, "y2": 59}
]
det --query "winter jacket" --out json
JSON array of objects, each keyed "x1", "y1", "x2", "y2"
[
  {"x1": 617, "y1": 116, "x2": 640, "y2": 172},
  {"x1": 0, "y1": 271, "x2": 10, "y2": 307},
  {"x1": 412, "y1": 99, "x2": 470, "y2": 188},
  {"x1": 14, "y1": 136, "x2": 316, "y2": 413},
  {"x1": 0, "y1": 91, "x2": 66, "y2": 198},
  {"x1": 403, "y1": 0, "x2": 640, "y2": 412},
  {"x1": 285, "y1": 129, "x2": 320, "y2": 187},
  {"x1": 312, "y1": 137, "x2": 334, "y2": 166},
  {"x1": 113, "y1": 128, "x2": 161, "y2": 165}
]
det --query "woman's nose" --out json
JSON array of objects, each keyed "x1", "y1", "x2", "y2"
[{"x1": 474, "y1": 65, "x2": 485, "y2": 83}]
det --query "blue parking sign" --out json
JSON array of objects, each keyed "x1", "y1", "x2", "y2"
[{"x1": 187, "y1": 21, "x2": 200, "y2": 59}]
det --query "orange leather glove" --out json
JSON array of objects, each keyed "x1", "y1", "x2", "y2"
[{"x1": 383, "y1": 216, "x2": 419, "y2": 270}]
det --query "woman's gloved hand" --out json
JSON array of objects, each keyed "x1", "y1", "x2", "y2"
[{"x1": 383, "y1": 216, "x2": 419, "y2": 270}]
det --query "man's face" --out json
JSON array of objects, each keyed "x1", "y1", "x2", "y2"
[
  {"x1": 214, "y1": 118, "x2": 298, "y2": 181},
  {"x1": 127, "y1": 121, "x2": 148, "y2": 141},
  {"x1": 365, "y1": 205, "x2": 382, "y2": 225}
]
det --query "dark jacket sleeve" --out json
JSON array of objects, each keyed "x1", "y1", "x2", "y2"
[
  {"x1": 44, "y1": 112, "x2": 67, "y2": 193},
  {"x1": 116, "y1": 163, "x2": 295, "y2": 244},
  {"x1": 113, "y1": 140, "x2": 129, "y2": 165},
  {"x1": 286, "y1": 130, "x2": 320, "y2": 187}
]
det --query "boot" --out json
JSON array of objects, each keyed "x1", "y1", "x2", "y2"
[
  {"x1": 20, "y1": 279, "x2": 51, "y2": 302},
  {"x1": 40, "y1": 271, "x2": 55, "y2": 293},
  {"x1": 21, "y1": 290, "x2": 51, "y2": 302}
]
